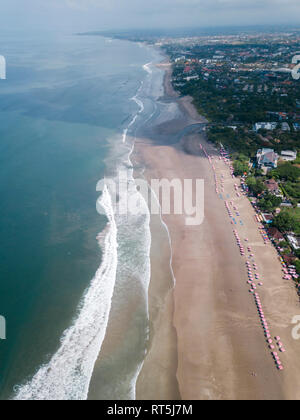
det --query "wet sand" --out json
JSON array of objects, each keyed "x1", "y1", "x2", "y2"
[
  {"x1": 136, "y1": 209, "x2": 180, "y2": 400},
  {"x1": 135, "y1": 62, "x2": 300, "y2": 400}
]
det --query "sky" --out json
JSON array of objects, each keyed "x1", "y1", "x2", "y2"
[{"x1": 1, "y1": 0, "x2": 300, "y2": 33}]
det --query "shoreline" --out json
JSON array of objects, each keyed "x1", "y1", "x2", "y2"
[{"x1": 135, "y1": 57, "x2": 300, "y2": 399}]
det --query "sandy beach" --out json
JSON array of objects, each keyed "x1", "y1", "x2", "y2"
[{"x1": 135, "y1": 61, "x2": 300, "y2": 400}]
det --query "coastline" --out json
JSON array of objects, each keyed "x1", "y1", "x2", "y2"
[{"x1": 135, "y1": 57, "x2": 300, "y2": 399}]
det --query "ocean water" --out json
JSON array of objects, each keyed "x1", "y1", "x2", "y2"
[{"x1": 0, "y1": 31, "x2": 164, "y2": 400}]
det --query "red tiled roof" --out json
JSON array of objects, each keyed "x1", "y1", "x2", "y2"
[
  {"x1": 264, "y1": 179, "x2": 279, "y2": 192},
  {"x1": 268, "y1": 227, "x2": 284, "y2": 240}
]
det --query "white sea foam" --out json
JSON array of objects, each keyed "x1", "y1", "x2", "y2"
[
  {"x1": 115, "y1": 168, "x2": 152, "y2": 400},
  {"x1": 13, "y1": 55, "x2": 161, "y2": 401},
  {"x1": 122, "y1": 86, "x2": 143, "y2": 144},
  {"x1": 122, "y1": 63, "x2": 154, "y2": 144},
  {"x1": 120, "y1": 59, "x2": 176, "y2": 398},
  {"x1": 113, "y1": 58, "x2": 174, "y2": 399},
  {"x1": 122, "y1": 127, "x2": 129, "y2": 144},
  {"x1": 13, "y1": 185, "x2": 118, "y2": 400},
  {"x1": 132, "y1": 96, "x2": 144, "y2": 114},
  {"x1": 111, "y1": 65, "x2": 155, "y2": 398},
  {"x1": 143, "y1": 62, "x2": 153, "y2": 74}
]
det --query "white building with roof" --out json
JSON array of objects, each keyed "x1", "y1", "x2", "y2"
[
  {"x1": 256, "y1": 148, "x2": 279, "y2": 169},
  {"x1": 280, "y1": 150, "x2": 297, "y2": 161},
  {"x1": 287, "y1": 234, "x2": 300, "y2": 250},
  {"x1": 281, "y1": 122, "x2": 290, "y2": 132},
  {"x1": 254, "y1": 122, "x2": 277, "y2": 132}
]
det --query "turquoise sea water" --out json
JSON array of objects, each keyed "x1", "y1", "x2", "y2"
[{"x1": 0, "y1": 32, "x2": 163, "y2": 399}]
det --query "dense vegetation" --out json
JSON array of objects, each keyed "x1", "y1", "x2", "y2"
[
  {"x1": 258, "y1": 193, "x2": 282, "y2": 211},
  {"x1": 177, "y1": 76, "x2": 300, "y2": 124},
  {"x1": 273, "y1": 210, "x2": 300, "y2": 234},
  {"x1": 170, "y1": 40, "x2": 300, "y2": 275}
]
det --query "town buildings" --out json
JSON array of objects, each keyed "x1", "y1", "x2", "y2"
[
  {"x1": 280, "y1": 150, "x2": 298, "y2": 161},
  {"x1": 257, "y1": 148, "x2": 279, "y2": 169}
]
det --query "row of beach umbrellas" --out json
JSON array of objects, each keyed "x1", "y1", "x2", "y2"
[
  {"x1": 216, "y1": 146, "x2": 287, "y2": 373},
  {"x1": 245, "y1": 242, "x2": 286, "y2": 370}
]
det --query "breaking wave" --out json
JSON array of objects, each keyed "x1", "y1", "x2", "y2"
[{"x1": 13, "y1": 185, "x2": 118, "y2": 400}]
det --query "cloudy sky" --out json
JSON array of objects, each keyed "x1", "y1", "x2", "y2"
[{"x1": 1, "y1": 0, "x2": 300, "y2": 33}]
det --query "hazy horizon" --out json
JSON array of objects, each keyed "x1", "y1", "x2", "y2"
[{"x1": 1, "y1": 0, "x2": 300, "y2": 35}]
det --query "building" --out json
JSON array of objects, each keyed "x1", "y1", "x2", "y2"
[
  {"x1": 267, "y1": 227, "x2": 285, "y2": 242},
  {"x1": 175, "y1": 56, "x2": 186, "y2": 63},
  {"x1": 262, "y1": 213, "x2": 273, "y2": 224},
  {"x1": 254, "y1": 122, "x2": 277, "y2": 132},
  {"x1": 287, "y1": 234, "x2": 300, "y2": 250},
  {"x1": 293, "y1": 123, "x2": 300, "y2": 132},
  {"x1": 184, "y1": 75, "x2": 199, "y2": 82},
  {"x1": 281, "y1": 122, "x2": 290, "y2": 131},
  {"x1": 280, "y1": 150, "x2": 297, "y2": 161},
  {"x1": 264, "y1": 179, "x2": 280, "y2": 194},
  {"x1": 256, "y1": 148, "x2": 279, "y2": 169}
]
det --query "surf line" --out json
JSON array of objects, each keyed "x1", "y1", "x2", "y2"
[
  {"x1": 123, "y1": 81, "x2": 145, "y2": 144},
  {"x1": 122, "y1": 60, "x2": 154, "y2": 145},
  {"x1": 0, "y1": 315, "x2": 6, "y2": 340},
  {"x1": 129, "y1": 60, "x2": 175, "y2": 285},
  {"x1": 147, "y1": 182, "x2": 176, "y2": 286},
  {"x1": 13, "y1": 185, "x2": 118, "y2": 400}
]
